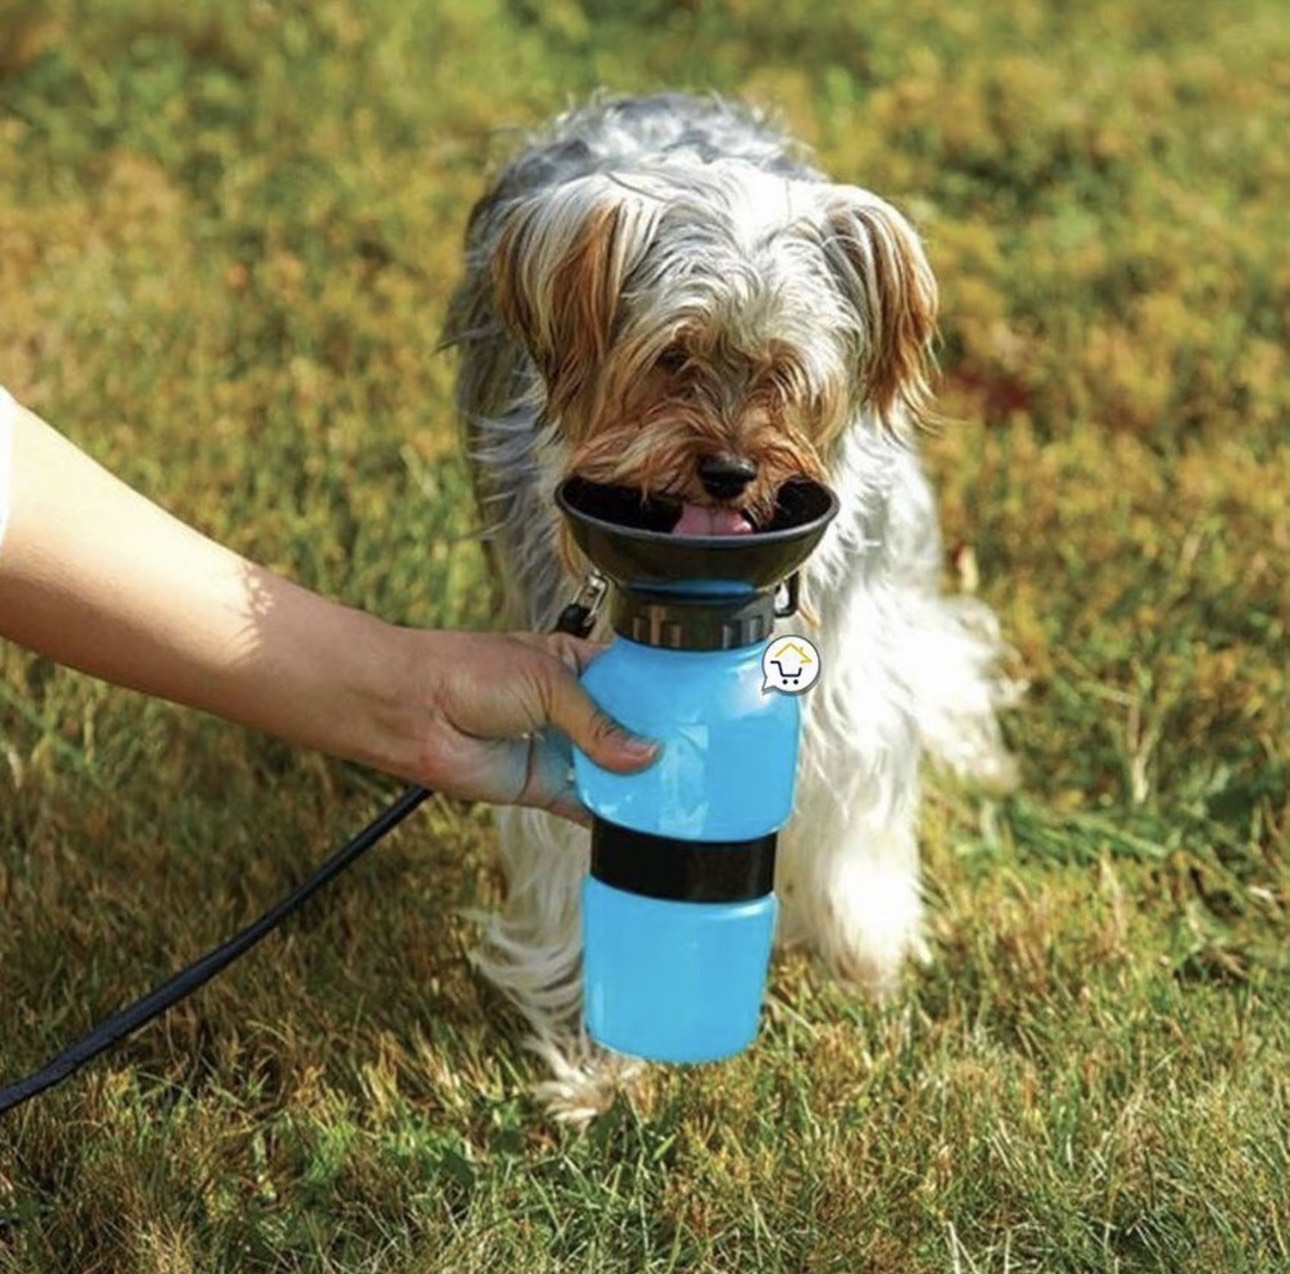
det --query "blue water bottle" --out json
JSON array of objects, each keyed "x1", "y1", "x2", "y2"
[{"x1": 556, "y1": 478, "x2": 837, "y2": 1063}]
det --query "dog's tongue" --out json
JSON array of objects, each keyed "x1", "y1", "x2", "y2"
[{"x1": 672, "y1": 503, "x2": 754, "y2": 536}]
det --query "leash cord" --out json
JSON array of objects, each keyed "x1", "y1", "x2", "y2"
[
  {"x1": 0, "y1": 592, "x2": 602, "y2": 1118},
  {"x1": 0, "y1": 784, "x2": 431, "y2": 1117}
]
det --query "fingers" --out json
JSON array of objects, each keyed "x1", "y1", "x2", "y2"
[
  {"x1": 429, "y1": 631, "x2": 654, "y2": 821},
  {"x1": 519, "y1": 730, "x2": 592, "y2": 827},
  {"x1": 549, "y1": 692, "x2": 657, "y2": 775},
  {"x1": 509, "y1": 632, "x2": 659, "y2": 775},
  {"x1": 508, "y1": 630, "x2": 608, "y2": 678}
]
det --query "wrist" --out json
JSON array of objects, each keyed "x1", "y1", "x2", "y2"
[
  {"x1": 221, "y1": 572, "x2": 434, "y2": 783},
  {"x1": 347, "y1": 620, "x2": 441, "y2": 783}
]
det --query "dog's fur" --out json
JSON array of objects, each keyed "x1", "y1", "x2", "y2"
[{"x1": 445, "y1": 93, "x2": 1017, "y2": 1121}]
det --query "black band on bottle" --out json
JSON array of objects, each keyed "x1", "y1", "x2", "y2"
[{"x1": 589, "y1": 818, "x2": 777, "y2": 903}]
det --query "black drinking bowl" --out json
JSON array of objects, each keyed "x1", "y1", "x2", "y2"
[{"x1": 555, "y1": 477, "x2": 839, "y2": 592}]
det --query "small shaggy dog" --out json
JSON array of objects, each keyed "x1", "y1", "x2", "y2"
[{"x1": 445, "y1": 92, "x2": 1017, "y2": 1121}]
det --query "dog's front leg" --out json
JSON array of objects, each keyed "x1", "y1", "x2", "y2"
[
  {"x1": 468, "y1": 805, "x2": 642, "y2": 1122},
  {"x1": 773, "y1": 628, "x2": 930, "y2": 996}
]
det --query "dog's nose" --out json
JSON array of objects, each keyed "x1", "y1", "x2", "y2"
[{"x1": 698, "y1": 454, "x2": 758, "y2": 501}]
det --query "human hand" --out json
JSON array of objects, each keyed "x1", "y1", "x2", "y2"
[
  {"x1": 0, "y1": 400, "x2": 655, "y2": 823},
  {"x1": 394, "y1": 629, "x2": 657, "y2": 824}
]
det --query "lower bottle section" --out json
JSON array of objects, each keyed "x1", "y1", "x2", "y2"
[{"x1": 582, "y1": 876, "x2": 777, "y2": 1064}]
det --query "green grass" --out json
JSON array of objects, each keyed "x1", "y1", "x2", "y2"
[{"x1": 1, "y1": 1, "x2": 1286, "y2": 1270}]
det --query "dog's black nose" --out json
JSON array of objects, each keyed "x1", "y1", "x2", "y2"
[{"x1": 698, "y1": 454, "x2": 758, "y2": 501}]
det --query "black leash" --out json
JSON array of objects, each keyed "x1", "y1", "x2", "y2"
[
  {"x1": 0, "y1": 785, "x2": 431, "y2": 1116},
  {"x1": 0, "y1": 585, "x2": 603, "y2": 1118}
]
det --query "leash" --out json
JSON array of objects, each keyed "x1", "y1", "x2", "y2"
[{"x1": 0, "y1": 582, "x2": 604, "y2": 1118}]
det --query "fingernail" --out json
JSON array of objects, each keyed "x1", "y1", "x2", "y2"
[{"x1": 618, "y1": 734, "x2": 659, "y2": 762}]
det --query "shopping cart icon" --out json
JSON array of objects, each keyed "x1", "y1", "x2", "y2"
[
  {"x1": 769, "y1": 657, "x2": 805, "y2": 685},
  {"x1": 762, "y1": 639, "x2": 819, "y2": 695}
]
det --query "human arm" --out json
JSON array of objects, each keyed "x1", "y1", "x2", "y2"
[{"x1": 0, "y1": 398, "x2": 654, "y2": 821}]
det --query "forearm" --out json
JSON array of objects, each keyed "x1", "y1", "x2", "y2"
[
  {"x1": 0, "y1": 402, "x2": 655, "y2": 817},
  {"x1": 0, "y1": 405, "x2": 420, "y2": 776}
]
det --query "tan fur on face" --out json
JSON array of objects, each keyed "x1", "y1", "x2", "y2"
[
  {"x1": 490, "y1": 167, "x2": 937, "y2": 524},
  {"x1": 822, "y1": 190, "x2": 940, "y2": 430},
  {"x1": 492, "y1": 177, "x2": 662, "y2": 437},
  {"x1": 570, "y1": 337, "x2": 830, "y2": 529}
]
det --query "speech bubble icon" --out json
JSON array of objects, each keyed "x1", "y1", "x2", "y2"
[{"x1": 761, "y1": 634, "x2": 822, "y2": 696}]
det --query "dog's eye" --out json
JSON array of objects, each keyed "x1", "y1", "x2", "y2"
[{"x1": 656, "y1": 345, "x2": 688, "y2": 374}]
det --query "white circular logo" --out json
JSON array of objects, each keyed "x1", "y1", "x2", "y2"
[{"x1": 761, "y1": 635, "x2": 822, "y2": 696}]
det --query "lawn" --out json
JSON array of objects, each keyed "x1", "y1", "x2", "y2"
[{"x1": 1, "y1": 1, "x2": 1286, "y2": 1270}]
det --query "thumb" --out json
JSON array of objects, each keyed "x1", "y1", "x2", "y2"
[{"x1": 541, "y1": 664, "x2": 659, "y2": 773}]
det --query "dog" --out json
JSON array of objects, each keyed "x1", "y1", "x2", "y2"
[{"x1": 445, "y1": 92, "x2": 1017, "y2": 1121}]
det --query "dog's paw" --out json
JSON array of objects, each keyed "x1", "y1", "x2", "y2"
[
  {"x1": 526, "y1": 1032, "x2": 644, "y2": 1126},
  {"x1": 781, "y1": 854, "x2": 929, "y2": 998}
]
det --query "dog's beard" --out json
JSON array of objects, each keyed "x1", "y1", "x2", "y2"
[{"x1": 561, "y1": 349, "x2": 833, "y2": 538}]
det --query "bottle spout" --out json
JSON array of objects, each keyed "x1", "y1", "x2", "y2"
[{"x1": 555, "y1": 477, "x2": 839, "y2": 596}]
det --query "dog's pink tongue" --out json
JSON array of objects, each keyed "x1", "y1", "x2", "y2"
[{"x1": 672, "y1": 503, "x2": 753, "y2": 536}]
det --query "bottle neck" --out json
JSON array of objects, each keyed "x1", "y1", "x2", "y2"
[{"x1": 609, "y1": 586, "x2": 777, "y2": 651}]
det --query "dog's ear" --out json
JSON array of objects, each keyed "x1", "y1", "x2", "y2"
[
  {"x1": 821, "y1": 188, "x2": 939, "y2": 431},
  {"x1": 492, "y1": 176, "x2": 661, "y2": 434}
]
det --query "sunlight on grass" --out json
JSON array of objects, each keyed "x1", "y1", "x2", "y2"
[{"x1": 1, "y1": 0, "x2": 1286, "y2": 1270}]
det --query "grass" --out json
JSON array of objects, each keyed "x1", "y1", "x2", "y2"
[{"x1": 0, "y1": 0, "x2": 1286, "y2": 1269}]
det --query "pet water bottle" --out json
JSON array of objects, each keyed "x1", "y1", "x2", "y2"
[{"x1": 556, "y1": 477, "x2": 837, "y2": 1063}]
